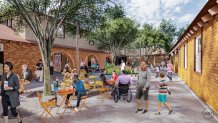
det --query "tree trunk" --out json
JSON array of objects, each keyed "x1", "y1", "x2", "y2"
[
  {"x1": 111, "y1": 54, "x2": 116, "y2": 65},
  {"x1": 42, "y1": 59, "x2": 51, "y2": 96},
  {"x1": 40, "y1": 39, "x2": 52, "y2": 96},
  {"x1": 76, "y1": 21, "x2": 80, "y2": 74}
]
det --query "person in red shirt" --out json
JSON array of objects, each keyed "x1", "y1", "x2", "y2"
[{"x1": 111, "y1": 70, "x2": 118, "y2": 81}]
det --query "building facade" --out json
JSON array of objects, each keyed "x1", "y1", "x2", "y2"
[
  {"x1": 0, "y1": 22, "x2": 111, "y2": 75},
  {"x1": 170, "y1": 0, "x2": 218, "y2": 112}
]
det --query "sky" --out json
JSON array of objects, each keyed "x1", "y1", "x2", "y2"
[
  {"x1": 118, "y1": 0, "x2": 208, "y2": 28},
  {"x1": 0, "y1": 0, "x2": 207, "y2": 29}
]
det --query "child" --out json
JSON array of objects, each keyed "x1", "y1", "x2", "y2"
[
  {"x1": 155, "y1": 65, "x2": 160, "y2": 78},
  {"x1": 53, "y1": 76, "x2": 59, "y2": 106},
  {"x1": 155, "y1": 72, "x2": 173, "y2": 115},
  {"x1": 109, "y1": 70, "x2": 118, "y2": 85}
]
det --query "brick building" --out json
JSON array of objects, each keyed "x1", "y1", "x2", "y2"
[
  {"x1": 170, "y1": 0, "x2": 218, "y2": 112},
  {"x1": 0, "y1": 23, "x2": 111, "y2": 75}
]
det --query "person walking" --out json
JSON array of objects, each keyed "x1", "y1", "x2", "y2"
[
  {"x1": 80, "y1": 60, "x2": 85, "y2": 70},
  {"x1": 135, "y1": 62, "x2": 151, "y2": 114},
  {"x1": 35, "y1": 59, "x2": 43, "y2": 82},
  {"x1": 1, "y1": 61, "x2": 22, "y2": 123},
  {"x1": 155, "y1": 72, "x2": 173, "y2": 115},
  {"x1": 50, "y1": 60, "x2": 54, "y2": 75},
  {"x1": 167, "y1": 60, "x2": 173, "y2": 82},
  {"x1": 155, "y1": 65, "x2": 160, "y2": 78},
  {"x1": 120, "y1": 60, "x2": 125, "y2": 71}
]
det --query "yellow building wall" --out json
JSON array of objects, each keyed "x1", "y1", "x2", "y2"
[{"x1": 174, "y1": 17, "x2": 218, "y2": 112}]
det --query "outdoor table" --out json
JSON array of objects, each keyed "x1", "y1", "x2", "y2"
[
  {"x1": 56, "y1": 88, "x2": 76, "y2": 119},
  {"x1": 89, "y1": 76, "x2": 97, "y2": 89}
]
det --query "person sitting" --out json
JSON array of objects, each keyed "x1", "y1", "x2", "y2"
[
  {"x1": 53, "y1": 76, "x2": 59, "y2": 106},
  {"x1": 99, "y1": 69, "x2": 111, "y2": 86},
  {"x1": 115, "y1": 70, "x2": 131, "y2": 98},
  {"x1": 84, "y1": 74, "x2": 89, "y2": 84},
  {"x1": 20, "y1": 64, "x2": 32, "y2": 93},
  {"x1": 108, "y1": 70, "x2": 118, "y2": 85},
  {"x1": 64, "y1": 70, "x2": 71, "y2": 80},
  {"x1": 62, "y1": 69, "x2": 67, "y2": 76},
  {"x1": 65, "y1": 75, "x2": 86, "y2": 112},
  {"x1": 95, "y1": 64, "x2": 100, "y2": 72},
  {"x1": 111, "y1": 70, "x2": 118, "y2": 81},
  {"x1": 21, "y1": 64, "x2": 32, "y2": 82},
  {"x1": 84, "y1": 74, "x2": 90, "y2": 90},
  {"x1": 70, "y1": 69, "x2": 78, "y2": 80}
]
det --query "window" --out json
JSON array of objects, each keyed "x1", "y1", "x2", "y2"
[
  {"x1": 56, "y1": 26, "x2": 65, "y2": 38},
  {"x1": 194, "y1": 35, "x2": 202, "y2": 73},
  {"x1": 184, "y1": 44, "x2": 188, "y2": 69},
  {"x1": 0, "y1": 44, "x2": 3, "y2": 51},
  {"x1": 89, "y1": 41, "x2": 94, "y2": 45},
  {"x1": 178, "y1": 49, "x2": 180, "y2": 67},
  {"x1": 7, "y1": 19, "x2": 12, "y2": 27}
]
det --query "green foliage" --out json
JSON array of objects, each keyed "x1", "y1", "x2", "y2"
[
  {"x1": 104, "y1": 4, "x2": 125, "y2": 20},
  {"x1": 2, "y1": 0, "x2": 108, "y2": 95},
  {"x1": 132, "y1": 19, "x2": 177, "y2": 54},
  {"x1": 105, "y1": 63, "x2": 115, "y2": 69},
  {"x1": 106, "y1": 67, "x2": 121, "y2": 75},
  {"x1": 176, "y1": 25, "x2": 189, "y2": 40},
  {"x1": 159, "y1": 19, "x2": 177, "y2": 51},
  {"x1": 125, "y1": 68, "x2": 132, "y2": 74},
  {"x1": 89, "y1": 17, "x2": 138, "y2": 62}
]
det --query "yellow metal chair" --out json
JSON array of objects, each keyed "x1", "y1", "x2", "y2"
[
  {"x1": 96, "y1": 81, "x2": 111, "y2": 98},
  {"x1": 37, "y1": 92, "x2": 58, "y2": 123},
  {"x1": 19, "y1": 79, "x2": 31, "y2": 93}
]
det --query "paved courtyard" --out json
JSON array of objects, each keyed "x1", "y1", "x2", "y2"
[{"x1": 0, "y1": 71, "x2": 218, "y2": 123}]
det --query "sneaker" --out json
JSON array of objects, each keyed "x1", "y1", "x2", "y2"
[
  {"x1": 74, "y1": 107, "x2": 79, "y2": 112},
  {"x1": 142, "y1": 109, "x2": 148, "y2": 114},
  {"x1": 155, "y1": 112, "x2": 161, "y2": 115},
  {"x1": 135, "y1": 108, "x2": 143, "y2": 113},
  {"x1": 169, "y1": 109, "x2": 173, "y2": 114}
]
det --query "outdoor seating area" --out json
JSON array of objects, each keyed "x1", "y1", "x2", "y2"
[{"x1": 1, "y1": 0, "x2": 218, "y2": 123}]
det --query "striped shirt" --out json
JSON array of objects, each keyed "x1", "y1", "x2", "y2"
[{"x1": 158, "y1": 79, "x2": 169, "y2": 94}]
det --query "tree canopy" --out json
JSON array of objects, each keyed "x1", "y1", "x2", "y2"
[
  {"x1": 89, "y1": 17, "x2": 138, "y2": 62},
  {"x1": 0, "y1": 0, "x2": 108, "y2": 95}
]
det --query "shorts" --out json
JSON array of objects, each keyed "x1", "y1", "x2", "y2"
[
  {"x1": 135, "y1": 86, "x2": 150, "y2": 100},
  {"x1": 157, "y1": 94, "x2": 167, "y2": 103}
]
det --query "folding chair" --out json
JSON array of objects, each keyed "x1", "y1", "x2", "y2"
[
  {"x1": 37, "y1": 92, "x2": 58, "y2": 123},
  {"x1": 96, "y1": 81, "x2": 111, "y2": 98}
]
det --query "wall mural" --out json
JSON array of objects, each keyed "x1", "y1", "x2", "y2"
[{"x1": 53, "y1": 54, "x2": 62, "y2": 72}]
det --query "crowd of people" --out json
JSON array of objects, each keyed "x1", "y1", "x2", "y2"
[{"x1": 0, "y1": 58, "x2": 174, "y2": 123}]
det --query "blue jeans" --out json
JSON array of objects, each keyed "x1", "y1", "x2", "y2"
[{"x1": 66, "y1": 92, "x2": 86, "y2": 107}]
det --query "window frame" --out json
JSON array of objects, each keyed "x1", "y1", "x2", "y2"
[
  {"x1": 7, "y1": 19, "x2": 13, "y2": 27},
  {"x1": 184, "y1": 44, "x2": 188, "y2": 69},
  {"x1": 194, "y1": 34, "x2": 202, "y2": 73}
]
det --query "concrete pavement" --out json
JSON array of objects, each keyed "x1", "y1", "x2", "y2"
[{"x1": 1, "y1": 72, "x2": 218, "y2": 123}]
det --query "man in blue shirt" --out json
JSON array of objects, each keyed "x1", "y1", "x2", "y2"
[{"x1": 65, "y1": 75, "x2": 86, "y2": 111}]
